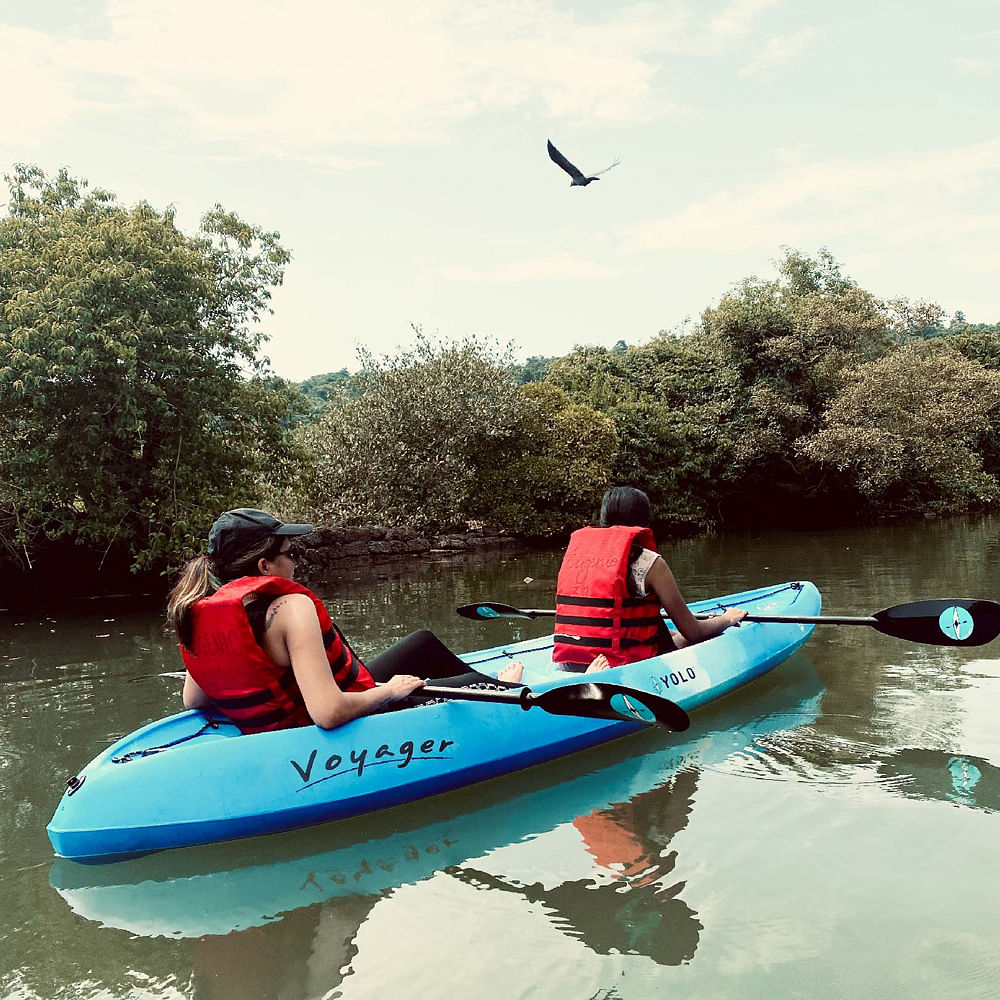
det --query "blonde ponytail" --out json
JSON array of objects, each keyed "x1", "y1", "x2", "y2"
[
  {"x1": 167, "y1": 555, "x2": 216, "y2": 649},
  {"x1": 167, "y1": 533, "x2": 285, "y2": 648}
]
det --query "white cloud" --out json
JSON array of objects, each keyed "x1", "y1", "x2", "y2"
[
  {"x1": 0, "y1": 0, "x2": 809, "y2": 165},
  {"x1": 438, "y1": 253, "x2": 609, "y2": 283},
  {"x1": 14, "y1": 0, "x2": 700, "y2": 159},
  {"x1": 738, "y1": 26, "x2": 821, "y2": 76},
  {"x1": 620, "y1": 137, "x2": 1000, "y2": 260},
  {"x1": 710, "y1": 0, "x2": 781, "y2": 40},
  {"x1": 953, "y1": 56, "x2": 999, "y2": 77},
  {"x1": 0, "y1": 26, "x2": 77, "y2": 147}
]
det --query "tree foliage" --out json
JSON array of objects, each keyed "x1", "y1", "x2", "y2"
[
  {"x1": 510, "y1": 355, "x2": 559, "y2": 385},
  {"x1": 799, "y1": 343, "x2": 1000, "y2": 513},
  {"x1": 475, "y1": 381, "x2": 618, "y2": 535},
  {"x1": 294, "y1": 368, "x2": 363, "y2": 421},
  {"x1": 698, "y1": 249, "x2": 894, "y2": 481},
  {"x1": 5, "y1": 206, "x2": 997, "y2": 588},
  {"x1": 0, "y1": 165, "x2": 300, "y2": 575},
  {"x1": 292, "y1": 331, "x2": 616, "y2": 535},
  {"x1": 544, "y1": 249, "x2": 1000, "y2": 525},
  {"x1": 295, "y1": 331, "x2": 523, "y2": 531},
  {"x1": 547, "y1": 334, "x2": 736, "y2": 530}
]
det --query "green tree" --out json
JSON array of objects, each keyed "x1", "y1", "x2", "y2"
[
  {"x1": 937, "y1": 320, "x2": 1000, "y2": 369},
  {"x1": 510, "y1": 355, "x2": 558, "y2": 384},
  {"x1": 699, "y1": 249, "x2": 893, "y2": 470},
  {"x1": 296, "y1": 331, "x2": 524, "y2": 531},
  {"x1": 546, "y1": 334, "x2": 734, "y2": 530},
  {"x1": 292, "y1": 332, "x2": 618, "y2": 536},
  {"x1": 294, "y1": 368, "x2": 362, "y2": 421},
  {"x1": 546, "y1": 250, "x2": 987, "y2": 526},
  {"x1": 0, "y1": 165, "x2": 300, "y2": 575},
  {"x1": 911, "y1": 319, "x2": 1000, "y2": 483},
  {"x1": 693, "y1": 248, "x2": 942, "y2": 519},
  {"x1": 476, "y1": 381, "x2": 618, "y2": 535},
  {"x1": 798, "y1": 343, "x2": 1000, "y2": 515}
]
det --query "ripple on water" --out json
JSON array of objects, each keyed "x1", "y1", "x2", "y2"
[{"x1": 706, "y1": 724, "x2": 912, "y2": 790}]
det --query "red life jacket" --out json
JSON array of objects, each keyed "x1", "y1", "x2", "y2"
[
  {"x1": 552, "y1": 525, "x2": 664, "y2": 667},
  {"x1": 179, "y1": 576, "x2": 374, "y2": 734}
]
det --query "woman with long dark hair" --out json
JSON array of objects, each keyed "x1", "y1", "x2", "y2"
[{"x1": 553, "y1": 487, "x2": 745, "y2": 672}]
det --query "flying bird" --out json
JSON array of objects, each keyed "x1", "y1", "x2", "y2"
[{"x1": 547, "y1": 139, "x2": 620, "y2": 187}]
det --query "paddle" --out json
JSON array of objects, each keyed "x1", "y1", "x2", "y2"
[
  {"x1": 456, "y1": 598, "x2": 1000, "y2": 647},
  {"x1": 405, "y1": 681, "x2": 690, "y2": 731}
]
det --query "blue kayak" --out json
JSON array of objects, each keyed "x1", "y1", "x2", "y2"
[
  {"x1": 50, "y1": 655, "x2": 825, "y2": 937},
  {"x1": 47, "y1": 581, "x2": 820, "y2": 862}
]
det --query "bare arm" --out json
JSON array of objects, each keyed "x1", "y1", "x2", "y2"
[
  {"x1": 645, "y1": 557, "x2": 746, "y2": 645},
  {"x1": 183, "y1": 671, "x2": 214, "y2": 710},
  {"x1": 263, "y1": 594, "x2": 424, "y2": 729}
]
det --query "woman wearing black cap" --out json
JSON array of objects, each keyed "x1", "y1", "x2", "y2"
[{"x1": 168, "y1": 509, "x2": 521, "y2": 733}]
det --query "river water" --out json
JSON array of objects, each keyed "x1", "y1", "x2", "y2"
[{"x1": 2, "y1": 517, "x2": 999, "y2": 1000}]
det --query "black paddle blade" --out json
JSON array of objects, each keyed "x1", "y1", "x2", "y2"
[
  {"x1": 456, "y1": 602, "x2": 541, "y2": 621},
  {"x1": 873, "y1": 599, "x2": 1000, "y2": 647},
  {"x1": 529, "y1": 683, "x2": 690, "y2": 732}
]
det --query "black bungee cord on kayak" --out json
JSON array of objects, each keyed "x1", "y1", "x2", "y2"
[{"x1": 111, "y1": 717, "x2": 239, "y2": 764}]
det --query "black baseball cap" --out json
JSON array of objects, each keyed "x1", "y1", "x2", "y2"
[{"x1": 207, "y1": 508, "x2": 314, "y2": 565}]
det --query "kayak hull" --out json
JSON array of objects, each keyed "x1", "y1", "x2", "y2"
[
  {"x1": 47, "y1": 581, "x2": 820, "y2": 861},
  {"x1": 51, "y1": 655, "x2": 826, "y2": 937}
]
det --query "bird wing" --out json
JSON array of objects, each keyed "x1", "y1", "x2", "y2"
[
  {"x1": 547, "y1": 140, "x2": 586, "y2": 181},
  {"x1": 591, "y1": 157, "x2": 621, "y2": 177}
]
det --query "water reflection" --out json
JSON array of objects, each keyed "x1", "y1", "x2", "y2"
[
  {"x1": 451, "y1": 767, "x2": 702, "y2": 966},
  {"x1": 876, "y1": 749, "x2": 1000, "y2": 811},
  {"x1": 709, "y1": 695, "x2": 1000, "y2": 813},
  {"x1": 50, "y1": 655, "x2": 823, "y2": 988},
  {"x1": 190, "y1": 899, "x2": 379, "y2": 1000}
]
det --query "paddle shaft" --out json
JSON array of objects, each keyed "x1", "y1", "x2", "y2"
[
  {"x1": 457, "y1": 596, "x2": 1000, "y2": 646},
  {"x1": 482, "y1": 608, "x2": 878, "y2": 627},
  {"x1": 402, "y1": 681, "x2": 690, "y2": 730},
  {"x1": 723, "y1": 613, "x2": 877, "y2": 626},
  {"x1": 410, "y1": 684, "x2": 524, "y2": 706}
]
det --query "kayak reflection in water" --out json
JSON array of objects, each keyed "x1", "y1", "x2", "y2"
[
  {"x1": 167, "y1": 508, "x2": 523, "y2": 734},
  {"x1": 185, "y1": 773, "x2": 702, "y2": 999},
  {"x1": 451, "y1": 768, "x2": 703, "y2": 965},
  {"x1": 553, "y1": 487, "x2": 746, "y2": 673}
]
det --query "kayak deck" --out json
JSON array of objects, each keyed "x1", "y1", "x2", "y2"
[{"x1": 47, "y1": 581, "x2": 820, "y2": 861}]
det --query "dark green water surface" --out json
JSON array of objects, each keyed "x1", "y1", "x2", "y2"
[{"x1": 3, "y1": 518, "x2": 999, "y2": 999}]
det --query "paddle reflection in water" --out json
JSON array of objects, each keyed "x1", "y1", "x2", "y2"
[
  {"x1": 875, "y1": 748, "x2": 1000, "y2": 811},
  {"x1": 707, "y1": 702, "x2": 1000, "y2": 815},
  {"x1": 51, "y1": 654, "x2": 823, "y2": 992}
]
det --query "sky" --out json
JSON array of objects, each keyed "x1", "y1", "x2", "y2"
[{"x1": 1, "y1": 0, "x2": 998, "y2": 381}]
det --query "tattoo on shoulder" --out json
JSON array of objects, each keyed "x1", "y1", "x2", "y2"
[{"x1": 264, "y1": 598, "x2": 291, "y2": 632}]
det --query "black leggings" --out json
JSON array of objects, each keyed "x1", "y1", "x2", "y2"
[{"x1": 365, "y1": 629, "x2": 521, "y2": 689}]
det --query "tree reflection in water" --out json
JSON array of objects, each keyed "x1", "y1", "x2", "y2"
[{"x1": 192, "y1": 896, "x2": 379, "y2": 1000}]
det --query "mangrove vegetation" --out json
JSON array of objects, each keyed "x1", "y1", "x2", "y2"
[{"x1": 3, "y1": 167, "x2": 1000, "y2": 592}]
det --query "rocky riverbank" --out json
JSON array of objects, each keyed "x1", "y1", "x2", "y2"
[
  {"x1": 0, "y1": 525, "x2": 530, "y2": 606},
  {"x1": 292, "y1": 524, "x2": 522, "y2": 586}
]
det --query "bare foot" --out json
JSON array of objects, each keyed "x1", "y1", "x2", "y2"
[
  {"x1": 585, "y1": 654, "x2": 611, "y2": 674},
  {"x1": 498, "y1": 660, "x2": 524, "y2": 683}
]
